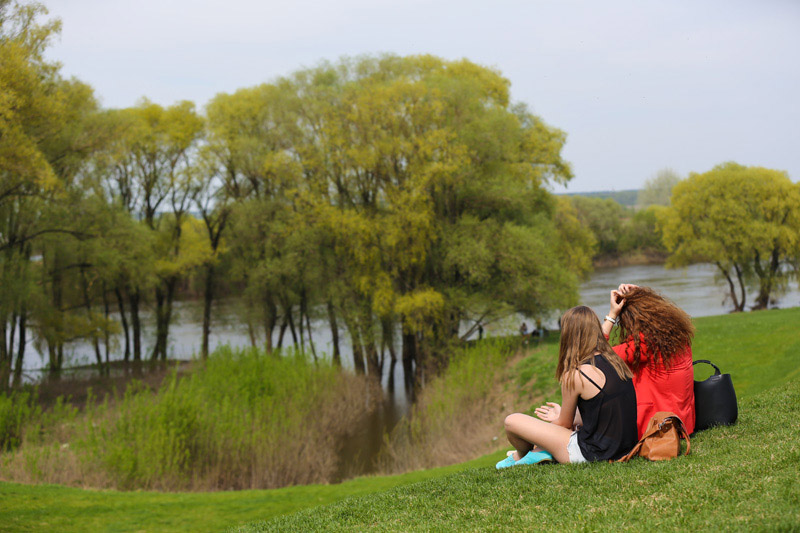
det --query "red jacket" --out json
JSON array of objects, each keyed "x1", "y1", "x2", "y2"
[{"x1": 609, "y1": 333, "x2": 696, "y2": 438}]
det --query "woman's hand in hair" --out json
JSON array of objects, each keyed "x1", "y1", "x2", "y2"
[
  {"x1": 617, "y1": 283, "x2": 638, "y2": 295},
  {"x1": 534, "y1": 402, "x2": 561, "y2": 422},
  {"x1": 609, "y1": 290, "x2": 626, "y2": 317}
]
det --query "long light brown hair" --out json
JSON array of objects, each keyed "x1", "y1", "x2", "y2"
[
  {"x1": 616, "y1": 286, "x2": 694, "y2": 372},
  {"x1": 556, "y1": 306, "x2": 632, "y2": 390}
]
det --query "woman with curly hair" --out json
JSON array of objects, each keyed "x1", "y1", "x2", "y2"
[{"x1": 601, "y1": 284, "x2": 695, "y2": 437}]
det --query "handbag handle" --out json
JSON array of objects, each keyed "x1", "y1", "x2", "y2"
[{"x1": 693, "y1": 359, "x2": 721, "y2": 375}]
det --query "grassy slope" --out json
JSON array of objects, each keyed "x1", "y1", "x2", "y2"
[
  {"x1": 1, "y1": 307, "x2": 798, "y2": 532},
  {"x1": 243, "y1": 379, "x2": 800, "y2": 532},
  {"x1": 0, "y1": 450, "x2": 499, "y2": 532}
]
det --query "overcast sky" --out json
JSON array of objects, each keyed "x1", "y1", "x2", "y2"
[{"x1": 45, "y1": 0, "x2": 800, "y2": 192}]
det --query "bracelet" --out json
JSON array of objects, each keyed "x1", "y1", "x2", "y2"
[{"x1": 604, "y1": 315, "x2": 618, "y2": 325}]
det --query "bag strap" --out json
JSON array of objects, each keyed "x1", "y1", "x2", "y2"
[
  {"x1": 665, "y1": 415, "x2": 691, "y2": 456},
  {"x1": 693, "y1": 359, "x2": 721, "y2": 375}
]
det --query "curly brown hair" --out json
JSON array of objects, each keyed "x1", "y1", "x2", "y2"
[{"x1": 616, "y1": 287, "x2": 694, "y2": 372}]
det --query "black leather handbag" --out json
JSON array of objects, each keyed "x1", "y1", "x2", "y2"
[{"x1": 693, "y1": 360, "x2": 738, "y2": 431}]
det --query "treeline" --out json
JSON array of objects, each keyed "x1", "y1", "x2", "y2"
[
  {"x1": 566, "y1": 196, "x2": 666, "y2": 264},
  {"x1": 0, "y1": 2, "x2": 597, "y2": 390}
]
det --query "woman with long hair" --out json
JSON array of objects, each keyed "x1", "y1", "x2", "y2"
[
  {"x1": 601, "y1": 284, "x2": 695, "y2": 437},
  {"x1": 496, "y1": 305, "x2": 637, "y2": 468}
]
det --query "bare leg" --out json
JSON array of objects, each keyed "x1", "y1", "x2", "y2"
[{"x1": 504, "y1": 413, "x2": 573, "y2": 464}]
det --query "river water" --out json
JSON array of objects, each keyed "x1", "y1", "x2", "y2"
[{"x1": 22, "y1": 262, "x2": 800, "y2": 379}]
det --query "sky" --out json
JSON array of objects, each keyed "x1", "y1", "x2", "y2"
[{"x1": 44, "y1": 0, "x2": 800, "y2": 193}]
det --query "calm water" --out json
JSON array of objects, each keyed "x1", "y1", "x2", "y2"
[
  {"x1": 580, "y1": 262, "x2": 800, "y2": 321},
  {"x1": 23, "y1": 262, "x2": 800, "y2": 377}
]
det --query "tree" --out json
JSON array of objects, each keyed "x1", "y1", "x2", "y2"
[
  {"x1": 569, "y1": 196, "x2": 626, "y2": 256},
  {"x1": 637, "y1": 168, "x2": 681, "y2": 208},
  {"x1": 96, "y1": 100, "x2": 204, "y2": 362},
  {"x1": 618, "y1": 205, "x2": 667, "y2": 256},
  {"x1": 660, "y1": 162, "x2": 800, "y2": 311},
  {"x1": 0, "y1": 1, "x2": 112, "y2": 385},
  {"x1": 286, "y1": 55, "x2": 583, "y2": 388}
]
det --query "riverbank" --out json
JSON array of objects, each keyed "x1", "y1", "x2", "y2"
[
  {"x1": 1, "y1": 307, "x2": 798, "y2": 531},
  {"x1": 253, "y1": 377, "x2": 800, "y2": 532}
]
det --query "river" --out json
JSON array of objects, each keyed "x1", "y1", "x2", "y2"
[{"x1": 22, "y1": 262, "x2": 800, "y2": 378}]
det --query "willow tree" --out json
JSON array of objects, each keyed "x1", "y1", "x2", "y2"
[
  {"x1": 0, "y1": 1, "x2": 109, "y2": 385},
  {"x1": 97, "y1": 101, "x2": 204, "y2": 361},
  {"x1": 205, "y1": 82, "x2": 307, "y2": 355},
  {"x1": 660, "y1": 162, "x2": 800, "y2": 311},
  {"x1": 284, "y1": 55, "x2": 585, "y2": 386}
]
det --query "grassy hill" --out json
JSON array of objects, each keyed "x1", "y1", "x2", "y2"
[
  {"x1": 1, "y1": 307, "x2": 799, "y2": 532},
  {"x1": 241, "y1": 378, "x2": 800, "y2": 531}
]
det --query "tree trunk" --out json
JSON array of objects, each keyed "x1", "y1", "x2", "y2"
[
  {"x1": 8, "y1": 312, "x2": 16, "y2": 368},
  {"x1": 382, "y1": 318, "x2": 397, "y2": 362},
  {"x1": 47, "y1": 341, "x2": 58, "y2": 378},
  {"x1": 277, "y1": 315, "x2": 288, "y2": 349},
  {"x1": 102, "y1": 284, "x2": 111, "y2": 366},
  {"x1": 263, "y1": 298, "x2": 277, "y2": 354},
  {"x1": 115, "y1": 287, "x2": 131, "y2": 362},
  {"x1": 754, "y1": 248, "x2": 782, "y2": 311},
  {"x1": 130, "y1": 288, "x2": 142, "y2": 362},
  {"x1": 201, "y1": 264, "x2": 215, "y2": 360},
  {"x1": 326, "y1": 300, "x2": 341, "y2": 367},
  {"x1": 80, "y1": 267, "x2": 104, "y2": 373},
  {"x1": 344, "y1": 312, "x2": 365, "y2": 374},
  {"x1": 286, "y1": 306, "x2": 299, "y2": 347},
  {"x1": 716, "y1": 262, "x2": 744, "y2": 312},
  {"x1": 152, "y1": 286, "x2": 165, "y2": 361},
  {"x1": 12, "y1": 310, "x2": 26, "y2": 387},
  {"x1": 0, "y1": 321, "x2": 9, "y2": 391},
  {"x1": 162, "y1": 279, "x2": 176, "y2": 361},
  {"x1": 401, "y1": 330, "x2": 417, "y2": 399},
  {"x1": 152, "y1": 278, "x2": 178, "y2": 362},
  {"x1": 360, "y1": 316, "x2": 380, "y2": 380},
  {"x1": 305, "y1": 310, "x2": 317, "y2": 362},
  {"x1": 734, "y1": 263, "x2": 747, "y2": 312}
]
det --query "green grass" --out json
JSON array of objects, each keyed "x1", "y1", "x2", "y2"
[
  {"x1": 691, "y1": 307, "x2": 800, "y2": 395},
  {"x1": 0, "y1": 453, "x2": 499, "y2": 532},
  {"x1": 241, "y1": 378, "x2": 800, "y2": 531},
  {"x1": 1, "y1": 307, "x2": 798, "y2": 532}
]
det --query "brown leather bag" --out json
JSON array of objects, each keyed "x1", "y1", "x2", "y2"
[{"x1": 616, "y1": 412, "x2": 691, "y2": 462}]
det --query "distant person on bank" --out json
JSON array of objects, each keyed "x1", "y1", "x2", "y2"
[
  {"x1": 497, "y1": 305, "x2": 637, "y2": 467},
  {"x1": 602, "y1": 284, "x2": 696, "y2": 437}
]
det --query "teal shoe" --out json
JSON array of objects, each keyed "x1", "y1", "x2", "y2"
[
  {"x1": 495, "y1": 454, "x2": 517, "y2": 470},
  {"x1": 515, "y1": 450, "x2": 554, "y2": 465}
]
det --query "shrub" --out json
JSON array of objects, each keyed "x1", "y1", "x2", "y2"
[
  {"x1": 0, "y1": 390, "x2": 40, "y2": 452},
  {"x1": 76, "y1": 346, "x2": 368, "y2": 490}
]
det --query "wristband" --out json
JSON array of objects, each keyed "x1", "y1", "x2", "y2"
[{"x1": 604, "y1": 315, "x2": 618, "y2": 325}]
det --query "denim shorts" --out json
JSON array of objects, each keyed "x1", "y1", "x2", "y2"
[{"x1": 567, "y1": 431, "x2": 588, "y2": 463}]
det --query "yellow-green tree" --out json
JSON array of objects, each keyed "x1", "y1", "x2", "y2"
[
  {"x1": 0, "y1": 1, "x2": 113, "y2": 385},
  {"x1": 286, "y1": 55, "x2": 584, "y2": 387},
  {"x1": 96, "y1": 100, "x2": 204, "y2": 361},
  {"x1": 660, "y1": 162, "x2": 800, "y2": 311}
]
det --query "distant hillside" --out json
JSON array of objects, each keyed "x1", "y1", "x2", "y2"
[{"x1": 558, "y1": 189, "x2": 640, "y2": 207}]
